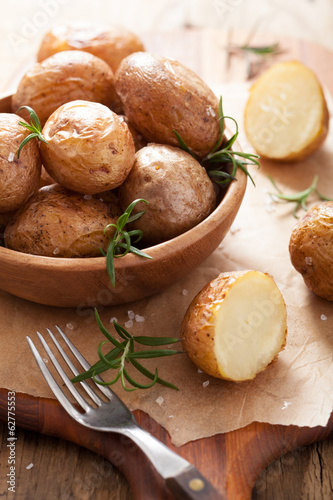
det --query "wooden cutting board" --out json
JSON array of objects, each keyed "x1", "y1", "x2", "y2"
[{"x1": 0, "y1": 30, "x2": 333, "y2": 499}]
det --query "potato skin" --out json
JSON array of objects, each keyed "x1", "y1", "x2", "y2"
[
  {"x1": 289, "y1": 201, "x2": 333, "y2": 300},
  {"x1": 37, "y1": 24, "x2": 145, "y2": 73},
  {"x1": 4, "y1": 184, "x2": 122, "y2": 258},
  {"x1": 40, "y1": 100, "x2": 135, "y2": 195},
  {"x1": 118, "y1": 143, "x2": 216, "y2": 245},
  {"x1": 115, "y1": 52, "x2": 220, "y2": 157},
  {"x1": 181, "y1": 271, "x2": 248, "y2": 379},
  {"x1": 12, "y1": 51, "x2": 122, "y2": 127},
  {"x1": 0, "y1": 113, "x2": 41, "y2": 213}
]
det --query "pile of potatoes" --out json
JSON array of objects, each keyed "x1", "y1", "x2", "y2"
[{"x1": 0, "y1": 23, "x2": 220, "y2": 257}]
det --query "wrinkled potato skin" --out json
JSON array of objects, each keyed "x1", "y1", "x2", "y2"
[
  {"x1": 12, "y1": 51, "x2": 122, "y2": 127},
  {"x1": 37, "y1": 24, "x2": 145, "y2": 73},
  {"x1": 40, "y1": 100, "x2": 135, "y2": 195},
  {"x1": 4, "y1": 184, "x2": 122, "y2": 258},
  {"x1": 118, "y1": 144, "x2": 216, "y2": 245},
  {"x1": 289, "y1": 201, "x2": 333, "y2": 300},
  {"x1": 0, "y1": 114, "x2": 41, "y2": 213},
  {"x1": 115, "y1": 52, "x2": 220, "y2": 158}
]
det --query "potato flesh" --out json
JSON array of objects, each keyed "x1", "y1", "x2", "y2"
[
  {"x1": 214, "y1": 272, "x2": 287, "y2": 381},
  {"x1": 244, "y1": 61, "x2": 328, "y2": 160}
]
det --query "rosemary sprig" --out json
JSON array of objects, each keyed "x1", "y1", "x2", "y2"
[
  {"x1": 102, "y1": 199, "x2": 152, "y2": 287},
  {"x1": 233, "y1": 43, "x2": 282, "y2": 57},
  {"x1": 16, "y1": 106, "x2": 48, "y2": 158},
  {"x1": 71, "y1": 309, "x2": 181, "y2": 391},
  {"x1": 174, "y1": 96, "x2": 260, "y2": 187},
  {"x1": 268, "y1": 175, "x2": 333, "y2": 218}
]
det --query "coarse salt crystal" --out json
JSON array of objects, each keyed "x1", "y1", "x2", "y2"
[
  {"x1": 53, "y1": 247, "x2": 60, "y2": 255},
  {"x1": 84, "y1": 194, "x2": 92, "y2": 200},
  {"x1": 206, "y1": 106, "x2": 216, "y2": 117},
  {"x1": 156, "y1": 396, "x2": 164, "y2": 406},
  {"x1": 26, "y1": 463, "x2": 34, "y2": 470},
  {"x1": 203, "y1": 380, "x2": 210, "y2": 388},
  {"x1": 305, "y1": 256, "x2": 313, "y2": 265},
  {"x1": 168, "y1": 415, "x2": 174, "y2": 419},
  {"x1": 128, "y1": 310, "x2": 135, "y2": 320},
  {"x1": 8, "y1": 152, "x2": 15, "y2": 162},
  {"x1": 125, "y1": 319, "x2": 133, "y2": 328},
  {"x1": 135, "y1": 314, "x2": 145, "y2": 323},
  {"x1": 198, "y1": 369, "x2": 203, "y2": 374},
  {"x1": 321, "y1": 314, "x2": 327, "y2": 321},
  {"x1": 66, "y1": 323, "x2": 74, "y2": 330},
  {"x1": 182, "y1": 289, "x2": 188, "y2": 296},
  {"x1": 110, "y1": 316, "x2": 118, "y2": 323}
]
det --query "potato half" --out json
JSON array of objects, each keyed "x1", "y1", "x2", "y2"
[
  {"x1": 12, "y1": 50, "x2": 122, "y2": 127},
  {"x1": 4, "y1": 184, "x2": 121, "y2": 258},
  {"x1": 0, "y1": 113, "x2": 41, "y2": 214},
  {"x1": 181, "y1": 271, "x2": 287, "y2": 382},
  {"x1": 37, "y1": 23, "x2": 145, "y2": 73},
  {"x1": 244, "y1": 60, "x2": 329, "y2": 161},
  {"x1": 115, "y1": 52, "x2": 220, "y2": 157},
  {"x1": 40, "y1": 100, "x2": 135, "y2": 195},
  {"x1": 289, "y1": 201, "x2": 333, "y2": 301}
]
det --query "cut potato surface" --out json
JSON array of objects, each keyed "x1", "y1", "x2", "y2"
[
  {"x1": 181, "y1": 270, "x2": 287, "y2": 382},
  {"x1": 244, "y1": 60, "x2": 329, "y2": 161}
]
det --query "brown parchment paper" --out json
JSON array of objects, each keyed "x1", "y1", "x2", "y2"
[{"x1": 0, "y1": 83, "x2": 332, "y2": 447}]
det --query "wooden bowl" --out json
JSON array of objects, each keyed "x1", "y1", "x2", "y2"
[{"x1": 0, "y1": 93, "x2": 247, "y2": 307}]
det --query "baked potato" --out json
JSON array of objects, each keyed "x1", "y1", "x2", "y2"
[
  {"x1": 37, "y1": 23, "x2": 145, "y2": 73},
  {"x1": 118, "y1": 143, "x2": 216, "y2": 245},
  {"x1": 12, "y1": 50, "x2": 122, "y2": 127},
  {"x1": 181, "y1": 270, "x2": 287, "y2": 382},
  {"x1": 4, "y1": 184, "x2": 121, "y2": 258},
  {"x1": 115, "y1": 52, "x2": 220, "y2": 157},
  {"x1": 0, "y1": 113, "x2": 41, "y2": 213},
  {"x1": 289, "y1": 201, "x2": 333, "y2": 300},
  {"x1": 244, "y1": 60, "x2": 329, "y2": 161},
  {"x1": 40, "y1": 100, "x2": 135, "y2": 195}
]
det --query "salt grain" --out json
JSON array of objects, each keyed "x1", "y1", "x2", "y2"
[
  {"x1": 206, "y1": 106, "x2": 216, "y2": 117},
  {"x1": 182, "y1": 289, "x2": 188, "y2": 296},
  {"x1": 197, "y1": 369, "x2": 203, "y2": 374},
  {"x1": 26, "y1": 463, "x2": 34, "y2": 470},
  {"x1": 135, "y1": 314, "x2": 145, "y2": 323},
  {"x1": 109, "y1": 316, "x2": 118, "y2": 323},
  {"x1": 203, "y1": 380, "x2": 210, "y2": 388},
  {"x1": 168, "y1": 415, "x2": 174, "y2": 419},
  {"x1": 305, "y1": 256, "x2": 313, "y2": 265},
  {"x1": 156, "y1": 396, "x2": 164, "y2": 406},
  {"x1": 125, "y1": 319, "x2": 133, "y2": 328},
  {"x1": 66, "y1": 323, "x2": 74, "y2": 330},
  {"x1": 84, "y1": 194, "x2": 92, "y2": 200},
  {"x1": 8, "y1": 152, "x2": 15, "y2": 162},
  {"x1": 321, "y1": 314, "x2": 327, "y2": 321},
  {"x1": 128, "y1": 310, "x2": 135, "y2": 320},
  {"x1": 53, "y1": 247, "x2": 60, "y2": 255}
]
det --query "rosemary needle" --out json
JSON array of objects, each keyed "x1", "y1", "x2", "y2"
[{"x1": 16, "y1": 106, "x2": 48, "y2": 157}]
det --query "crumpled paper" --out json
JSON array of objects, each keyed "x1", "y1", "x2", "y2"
[{"x1": 0, "y1": 83, "x2": 332, "y2": 447}]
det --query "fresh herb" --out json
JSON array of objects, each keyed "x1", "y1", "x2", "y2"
[
  {"x1": 174, "y1": 96, "x2": 260, "y2": 186},
  {"x1": 71, "y1": 309, "x2": 181, "y2": 391},
  {"x1": 268, "y1": 175, "x2": 333, "y2": 218},
  {"x1": 102, "y1": 199, "x2": 152, "y2": 287},
  {"x1": 16, "y1": 106, "x2": 48, "y2": 158},
  {"x1": 237, "y1": 43, "x2": 282, "y2": 57}
]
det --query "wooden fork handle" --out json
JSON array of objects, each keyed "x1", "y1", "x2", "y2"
[{"x1": 166, "y1": 466, "x2": 226, "y2": 499}]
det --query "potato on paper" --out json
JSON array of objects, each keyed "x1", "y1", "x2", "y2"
[
  {"x1": 37, "y1": 24, "x2": 145, "y2": 74},
  {"x1": 115, "y1": 52, "x2": 220, "y2": 157},
  {"x1": 0, "y1": 113, "x2": 41, "y2": 214},
  {"x1": 289, "y1": 201, "x2": 333, "y2": 301},
  {"x1": 244, "y1": 60, "x2": 329, "y2": 161},
  {"x1": 4, "y1": 184, "x2": 121, "y2": 258},
  {"x1": 181, "y1": 271, "x2": 287, "y2": 382},
  {"x1": 118, "y1": 143, "x2": 216, "y2": 245},
  {"x1": 40, "y1": 101, "x2": 135, "y2": 195},
  {"x1": 12, "y1": 50, "x2": 122, "y2": 127}
]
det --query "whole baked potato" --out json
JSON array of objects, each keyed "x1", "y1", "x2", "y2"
[
  {"x1": 37, "y1": 23, "x2": 145, "y2": 73},
  {"x1": 12, "y1": 50, "x2": 122, "y2": 127},
  {"x1": 118, "y1": 143, "x2": 216, "y2": 245},
  {"x1": 4, "y1": 184, "x2": 121, "y2": 258},
  {"x1": 0, "y1": 113, "x2": 41, "y2": 213},
  {"x1": 289, "y1": 201, "x2": 333, "y2": 300},
  {"x1": 40, "y1": 100, "x2": 135, "y2": 194},
  {"x1": 115, "y1": 52, "x2": 220, "y2": 157}
]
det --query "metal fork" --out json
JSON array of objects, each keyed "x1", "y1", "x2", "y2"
[{"x1": 27, "y1": 327, "x2": 224, "y2": 500}]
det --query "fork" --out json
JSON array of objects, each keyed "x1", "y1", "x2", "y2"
[{"x1": 27, "y1": 327, "x2": 225, "y2": 500}]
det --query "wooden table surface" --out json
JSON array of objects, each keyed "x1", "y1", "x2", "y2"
[{"x1": 0, "y1": 21, "x2": 332, "y2": 500}]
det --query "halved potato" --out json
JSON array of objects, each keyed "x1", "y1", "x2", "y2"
[
  {"x1": 181, "y1": 270, "x2": 287, "y2": 382},
  {"x1": 244, "y1": 60, "x2": 329, "y2": 161}
]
